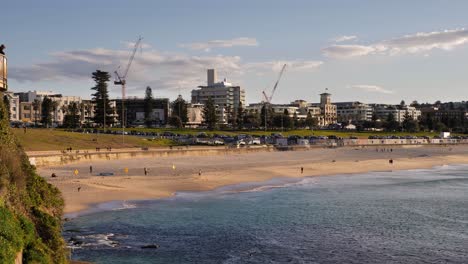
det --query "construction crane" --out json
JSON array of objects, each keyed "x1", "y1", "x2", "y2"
[
  {"x1": 262, "y1": 63, "x2": 287, "y2": 104},
  {"x1": 262, "y1": 64, "x2": 287, "y2": 131},
  {"x1": 114, "y1": 36, "x2": 143, "y2": 142}
]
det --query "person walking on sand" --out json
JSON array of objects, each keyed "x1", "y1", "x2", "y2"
[
  {"x1": 77, "y1": 186, "x2": 81, "y2": 192},
  {"x1": 199, "y1": 169, "x2": 202, "y2": 176},
  {"x1": 89, "y1": 165, "x2": 93, "y2": 174},
  {"x1": 144, "y1": 167, "x2": 148, "y2": 176},
  {"x1": 301, "y1": 167, "x2": 304, "y2": 174}
]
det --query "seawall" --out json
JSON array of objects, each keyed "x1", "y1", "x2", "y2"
[{"x1": 28, "y1": 146, "x2": 279, "y2": 167}]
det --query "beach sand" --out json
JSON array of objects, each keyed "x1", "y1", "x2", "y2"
[{"x1": 37, "y1": 144, "x2": 468, "y2": 214}]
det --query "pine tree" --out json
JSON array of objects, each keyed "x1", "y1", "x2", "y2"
[
  {"x1": 236, "y1": 102, "x2": 244, "y2": 130},
  {"x1": 144, "y1": 86, "x2": 154, "y2": 128},
  {"x1": 171, "y1": 95, "x2": 188, "y2": 124},
  {"x1": 202, "y1": 97, "x2": 217, "y2": 130},
  {"x1": 91, "y1": 70, "x2": 112, "y2": 127}
]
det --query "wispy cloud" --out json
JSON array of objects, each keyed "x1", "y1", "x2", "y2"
[
  {"x1": 348, "y1": 85, "x2": 394, "y2": 94},
  {"x1": 9, "y1": 47, "x2": 244, "y2": 93},
  {"x1": 9, "y1": 43, "x2": 321, "y2": 96},
  {"x1": 333, "y1": 35, "x2": 357, "y2": 43},
  {"x1": 179, "y1": 37, "x2": 259, "y2": 52},
  {"x1": 245, "y1": 60, "x2": 323, "y2": 72},
  {"x1": 323, "y1": 28, "x2": 468, "y2": 58}
]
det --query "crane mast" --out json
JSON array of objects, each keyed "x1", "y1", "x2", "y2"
[
  {"x1": 261, "y1": 64, "x2": 287, "y2": 131},
  {"x1": 114, "y1": 36, "x2": 143, "y2": 143}
]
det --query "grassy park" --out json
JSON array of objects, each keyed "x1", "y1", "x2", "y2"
[
  {"x1": 11, "y1": 128, "x2": 175, "y2": 151},
  {"x1": 12, "y1": 127, "x2": 448, "y2": 151}
]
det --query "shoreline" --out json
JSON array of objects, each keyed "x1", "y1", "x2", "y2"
[
  {"x1": 37, "y1": 145, "x2": 468, "y2": 215},
  {"x1": 64, "y1": 162, "x2": 466, "y2": 219}
]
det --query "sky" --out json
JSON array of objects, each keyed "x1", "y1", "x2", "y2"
[{"x1": 3, "y1": 0, "x2": 468, "y2": 104}]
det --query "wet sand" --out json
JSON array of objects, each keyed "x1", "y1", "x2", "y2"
[{"x1": 37, "y1": 144, "x2": 468, "y2": 214}]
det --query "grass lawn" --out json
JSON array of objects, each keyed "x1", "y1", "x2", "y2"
[
  {"x1": 12, "y1": 127, "x2": 450, "y2": 152},
  {"x1": 12, "y1": 128, "x2": 175, "y2": 151},
  {"x1": 107, "y1": 127, "x2": 443, "y2": 138}
]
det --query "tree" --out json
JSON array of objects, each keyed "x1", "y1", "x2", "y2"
[
  {"x1": 236, "y1": 102, "x2": 245, "y2": 130},
  {"x1": 410, "y1": 100, "x2": 420, "y2": 108},
  {"x1": 305, "y1": 112, "x2": 318, "y2": 128},
  {"x1": 168, "y1": 115, "x2": 183, "y2": 128},
  {"x1": 63, "y1": 102, "x2": 80, "y2": 128},
  {"x1": 399, "y1": 100, "x2": 406, "y2": 108},
  {"x1": 91, "y1": 70, "x2": 112, "y2": 127},
  {"x1": 32, "y1": 99, "x2": 41, "y2": 126},
  {"x1": 384, "y1": 113, "x2": 399, "y2": 131},
  {"x1": 41, "y1": 96, "x2": 53, "y2": 128},
  {"x1": 260, "y1": 104, "x2": 274, "y2": 128},
  {"x1": 171, "y1": 95, "x2": 188, "y2": 124},
  {"x1": 293, "y1": 111, "x2": 299, "y2": 129},
  {"x1": 144, "y1": 86, "x2": 154, "y2": 128},
  {"x1": 402, "y1": 111, "x2": 419, "y2": 132},
  {"x1": 50, "y1": 100, "x2": 59, "y2": 126},
  {"x1": 2, "y1": 95, "x2": 10, "y2": 120},
  {"x1": 202, "y1": 97, "x2": 217, "y2": 130}
]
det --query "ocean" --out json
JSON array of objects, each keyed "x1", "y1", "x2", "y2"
[{"x1": 63, "y1": 165, "x2": 468, "y2": 263}]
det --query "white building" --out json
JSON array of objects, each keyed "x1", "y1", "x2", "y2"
[
  {"x1": 186, "y1": 103, "x2": 204, "y2": 127},
  {"x1": 191, "y1": 69, "x2": 246, "y2": 124},
  {"x1": 335, "y1": 101, "x2": 373, "y2": 123},
  {"x1": 3, "y1": 92, "x2": 20, "y2": 121},
  {"x1": 373, "y1": 104, "x2": 421, "y2": 123}
]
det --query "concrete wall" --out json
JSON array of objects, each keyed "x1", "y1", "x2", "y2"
[{"x1": 29, "y1": 146, "x2": 276, "y2": 168}]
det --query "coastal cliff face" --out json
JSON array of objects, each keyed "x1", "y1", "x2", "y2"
[{"x1": 0, "y1": 99, "x2": 67, "y2": 262}]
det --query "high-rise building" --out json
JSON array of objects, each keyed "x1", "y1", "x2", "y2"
[
  {"x1": 191, "y1": 69, "x2": 246, "y2": 124},
  {"x1": 207, "y1": 69, "x2": 217, "y2": 86}
]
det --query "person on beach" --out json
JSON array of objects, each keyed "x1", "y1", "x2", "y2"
[
  {"x1": 389, "y1": 159, "x2": 393, "y2": 164},
  {"x1": 199, "y1": 169, "x2": 202, "y2": 176},
  {"x1": 77, "y1": 186, "x2": 81, "y2": 192},
  {"x1": 89, "y1": 165, "x2": 93, "y2": 174},
  {"x1": 301, "y1": 167, "x2": 304, "y2": 174},
  {"x1": 144, "y1": 167, "x2": 148, "y2": 176}
]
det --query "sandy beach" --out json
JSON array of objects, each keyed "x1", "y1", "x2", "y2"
[{"x1": 37, "y1": 144, "x2": 468, "y2": 214}]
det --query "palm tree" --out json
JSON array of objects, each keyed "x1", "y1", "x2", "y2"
[
  {"x1": 51, "y1": 100, "x2": 59, "y2": 127},
  {"x1": 32, "y1": 99, "x2": 41, "y2": 126}
]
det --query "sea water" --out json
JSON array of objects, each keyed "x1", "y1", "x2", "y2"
[{"x1": 64, "y1": 165, "x2": 468, "y2": 263}]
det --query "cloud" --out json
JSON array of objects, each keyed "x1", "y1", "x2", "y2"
[
  {"x1": 9, "y1": 47, "x2": 244, "y2": 94},
  {"x1": 245, "y1": 60, "x2": 323, "y2": 72},
  {"x1": 179, "y1": 37, "x2": 258, "y2": 51},
  {"x1": 348, "y1": 85, "x2": 394, "y2": 94},
  {"x1": 9, "y1": 44, "x2": 321, "y2": 97},
  {"x1": 323, "y1": 28, "x2": 468, "y2": 58},
  {"x1": 121, "y1": 40, "x2": 152, "y2": 49},
  {"x1": 322, "y1": 45, "x2": 382, "y2": 58},
  {"x1": 333, "y1": 35, "x2": 357, "y2": 42}
]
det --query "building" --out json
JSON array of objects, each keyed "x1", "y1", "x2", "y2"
[
  {"x1": 14, "y1": 91, "x2": 82, "y2": 126},
  {"x1": 191, "y1": 69, "x2": 246, "y2": 124},
  {"x1": 19, "y1": 101, "x2": 40, "y2": 123},
  {"x1": 373, "y1": 104, "x2": 421, "y2": 123},
  {"x1": 114, "y1": 97, "x2": 169, "y2": 127},
  {"x1": 310, "y1": 92, "x2": 337, "y2": 126},
  {"x1": 335, "y1": 101, "x2": 373, "y2": 123},
  {"x1": 186, "y1": 103, "x2": 204, "y2": 127},
  {"x1": 0, "y1": 45, "x2": 7, "y2": 92},
  {"x1": 3, "y1": 92, "x2": 20, "y2": 121}
]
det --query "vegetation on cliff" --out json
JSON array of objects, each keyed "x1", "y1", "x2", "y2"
[{"x1": 0, "y1": 98, "x2": 67, "y2": 262}]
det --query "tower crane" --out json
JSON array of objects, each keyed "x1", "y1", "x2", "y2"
[
  {"x1": 261, "y1": 64, "x2": 287, "y2": 131},
  {"x1": 114, "y1": 36, "x2": 143, "y2": 142}
]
